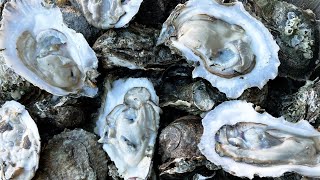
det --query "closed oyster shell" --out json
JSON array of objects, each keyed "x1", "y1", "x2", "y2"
[
  {"x1": 0, "y1": 101, "x2": 40, "y2": 180},
  {"x1": 70, "y1": 0, "x2": 143, "y2": 29},
  {"x1": 199, "y1": 100, "x2": 320, "y2": 179},
  {"x1": 0, "y1": 0, "x2": 98, "y2": 97},
  {"x1": 158, "y1": 0, "x2": 280, "y2": 98},
  {"x1": 96, "y1": 78, "x2": 161, "y2": 180},
  {"x1": 159, "y1": 116, "x2": 217, "y2": 178},
  {"x1": 248, "y1": 0, "x2": 318, "y2": 80},
  {"x1": 34, "y1": 129, "x2": 108, "y2": 180}
]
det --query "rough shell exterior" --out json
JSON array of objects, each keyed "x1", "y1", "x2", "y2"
[
  {"x1": 158, "y1": 0, "x2": 280, "y2": 98},
  {"x1": 34, "y1": 129, "x2": 108, "y2": 180},
  {"x1": 199, "y1": 100, "x2": 320, "y2": 179},
  {"x1": 0, "y1": 0, "x2": 98, "y2": 97},
  {"x1": 0, "y1": 101, "x2": 40, "y2": 180},
  {"x1": 96, "y1": 78, "x2": 161, "y2": 180},
  {"x1": 250, "y1": 0, "x2": 318, "y2": 80},
  {"x1": 93, "y1": 24, "x2": 181, "y2": 70}
]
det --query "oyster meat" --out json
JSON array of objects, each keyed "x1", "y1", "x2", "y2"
[
  {"x1": 157, "y1": 0, "x2": 280, "y2": 98},
  {"x1": 96, "y1": 78, "x2": 161, "y2": 180},
  {"x1": 70, "y1": 0, "x2": 143, "y2": 29},
  {"x1": 0, "y1": 101, "x2": 40, "y2": 180},
  {"x1": 199, "y1": 100, "x2": 320, "y2": 179},
  {"x1": 0, "y1": 0, "x2": 98, "y2": 97}
]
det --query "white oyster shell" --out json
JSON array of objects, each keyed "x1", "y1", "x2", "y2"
[
  {"x1": 158, "y1": 0, "x2": 280, "y2": 98},
  {"x1": 96, "y1": 78, "x2": 161, "y2": 180},
  {"x1": 0, "y1": 101, "x2": 40, "y2": 180},
  {"x1": 72, "y1": 0, "x2": 143, "y2": 29},
  {"x1": 0, "y1": 0, "x2": 98, "y2": 97},
  {"x1": 198, "y1": 100, "x2": 320, "y2": 179}
]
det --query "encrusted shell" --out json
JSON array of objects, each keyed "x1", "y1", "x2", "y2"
[
  {"x1": 70, "y1": 0, "x2": 143, "y2": 29},
  {"x1": 0, "y1": 101, "x2": 40, "y2": 180},
  {"x1": 0, "y1": 0, "x2": 98, "y2": 97},
  {"x1": 158, "y1": 0, "x2": 280, "y2": 98},
  {"x1": 198, "y1": 100, "x2": 320, "y2": 179},
  {"x1": 96, "y1": 78, "x2": 161, "y2": 180}
]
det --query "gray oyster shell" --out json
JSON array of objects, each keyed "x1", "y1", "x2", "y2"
[
  {"x1": 34, "y1": 129, "x2": 109, "y2": 180},
  {"x1": 159, "y1": 116, "x2": 218, "y2": 178},
  {"x1": 93, "y1": 24, "x2": 181, "y2": 70},
  {"x1": 248, "y1": 0, "x2": 318, "y2": 80},
  {"x1": 0, "y1": 51, "x2": 37, "y2": 104},
  {"x1": 281, "y1": 79, "x2": 320, "y2": 124}
]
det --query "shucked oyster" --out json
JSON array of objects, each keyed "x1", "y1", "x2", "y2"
[
  {"x1": 0, "y1": 101, "x2": 40, "y2": 180},
  {"x1": 157, "y1": 0, "x2": 280, "y2": 98},
  {"x1": 198, "y1": 100, "x2": 320, "y2": 179},
  {"x1": 70, "y1": 0, "x2": 143, "y2": 29},
  {"x1": 96, "y1": 78, "x2": 161, "y2": 180},
  {"x1": 0, "y1": 0, "x2": 98, "y2": 97}
]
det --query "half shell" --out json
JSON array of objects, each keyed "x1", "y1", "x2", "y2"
[
  {"x1": 70, "y1": 0, "x2": 143, "y2": 29},
  {"x1": 96, "y1": 78, "x2": 161, "y2": 180},
  {"x1": 198, "y1": 100, "x2": 320, "y2": 179},
  {"x1": 157, "y1": 0, "x2": 280, "y2": 98},
  {"x1": 0, "y1": 101, "x2": 40, "y2": 180},
  {"x1": 0, "y1": 0, "x2": 98, "y2": 97}
]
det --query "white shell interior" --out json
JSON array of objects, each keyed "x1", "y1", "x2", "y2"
[
  {"x1": 198, "y1": 100, "x2": 320, "y2": 179},
  {"x1": 77, "y1": 0, "x2": 143, "y2": 29},
  {"x1": 0, "y1": 101, "x2": 40, "y2": 180},
  {"x1": 0, "y1": 0, "x2": 98, "y2": 97},
  {"x1": 158, "y1": 0, "x2": 280, "y2": 98},
  {"x1": 96, "y1": 78, "x2": 161, "y2": 180}
]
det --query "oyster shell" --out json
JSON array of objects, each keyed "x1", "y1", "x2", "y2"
[
  {"x1": 199, "y1": 100, "x2": 320, "y2": 179},
  {"x1": 157, "y1": 0, "x2": 280, "y2": 98},
  {"x1": 34, "y1": 129, "x2": 108, "y2": 180},
  {"x1": 96, "y1": 78, "x2": 161, "y2": 180},
  {"x1": 159, "y1": 116, "x2": 217, "y2": 178},
  {"x1": 93, "y1": 24, "x2": 181, "y2": 70},
  {"x1": 248, "y1": 0, "x2": 318, "y2": 80},
  {"x1": 70, "y1": 0, "x2": 143, "y2": 29},
  {"x1": 0, "y1": 0, "x2": 98, "y2": 97},
  {"x1": 0, "y1": 101, "x2": 40, "y2": 180}
]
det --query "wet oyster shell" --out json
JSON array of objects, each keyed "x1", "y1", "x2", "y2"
[
  {"x1": 0, "y1": 101, "x2": 40, "y2": 180},
  {"x1": 158, "y1": 0, "x2": 280, "y2": 98},
  {"x1": 93, "y1": 24, "x2": 181, "y2": 70},
  {"x1": 0, "y1": 0, "x2": 98, "y2": 97},
  {"x1": 70, "y1": 0, "x2": 143, "y2": 29},
  {"x1": 159, "y1": 116, "x2": 217, "y2": 178},
  {"x1": 96, "y1": 78, "x2": 161, "y2": 180},
  {"x1": 248, "y1": 0, "x2": 318, "y2": 80},
  {"x1": 281, "y1": 79, "x2": 320, "y2": 124},
  {"x1": 34, "y1": 129, "x2": 108, "y2": 180},
  {"x1": 199, "y1": 100, "x2": 320, "y2": 179}
]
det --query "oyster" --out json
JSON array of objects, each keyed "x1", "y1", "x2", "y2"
[
  {"x1": 0, "y1": 101, "x2": 40, "y2": 180},
  {"x1": 159, "y1": 116, "x2": 217, "y2": 178},
  {"x1": 93, "y1": 24, "x2": 181, "y2": 70},
  {"x1": 198, "y1": 100, "x2": 320, "y2": 179},
  {"x1": 157, "y1": 0, "x2": 280, "y2": 98},
  {"x1": 96, "y1": 78, "x2": 161, "y2": 180},
  {"x1": 248, "y1": 0, "x2": 318, "y2": 80},
  {"x1": 0, "y1": 0, "x2": 98, "y2": 97},
  {"x1": 70, "y1": 0, "x2": 143, "y2": 29},
  {"x1": 34, "y1": 129, "x2": 108, "y2": 180}
]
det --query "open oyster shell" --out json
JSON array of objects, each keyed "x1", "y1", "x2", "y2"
[
  {"x1": 198, "y1": 100, "x2": 320, "y2": 179},
  {"x1": 0, "y1": 0, "x2": 98, "y2": 97},
  {"x1": 96, "y1": 78, "x2": 161, "y2": 180},
  {"x1": 0, "y1": 101, "x2": 40, "y2": 180},
  {"x1": 70, "y1": 0, "x2": 143, "y2": 29},
  {"x1": 157, "y1": 0, "x2": 280, "y2": 98}
]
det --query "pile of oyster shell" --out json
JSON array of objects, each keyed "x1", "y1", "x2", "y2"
[{"x1": 0, "y1": 0, "x2": 319, "y2": 179}]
